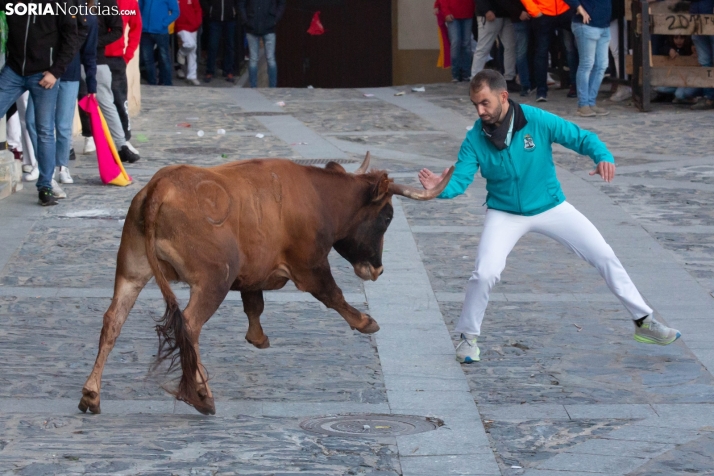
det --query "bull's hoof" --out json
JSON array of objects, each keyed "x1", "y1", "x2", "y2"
[
  {"x1": 78, "y1": 389, "x2": 101, "y2": 414},
  {"x1": 185, "y1": 395, "x2": 216, "y2": 416},
  {"x1": 354, "y1": 316, "x2": 380, "y2": 334},
  {"x1": 246, "y1": 335, "x2": 270, "y2": 349}
]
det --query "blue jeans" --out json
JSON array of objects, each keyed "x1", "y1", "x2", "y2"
[
  {"x1": 27, "y1": 80, "x2": 80, "y2": 169},
  {"x1": 0, "y1": 67, "x2": 59, "y2": 190},
  {"x1": 246, "y1": 32, "x2": 277, "y2": 87},
  {"x1": 513, "y1": 21, "x2": 532, "y2": 90},
  {"x1": 532, "y1": 11, "x2": 578, "y2": 97},
  {"x1": 446, "y1": 18, "x2": 473, "y2": 81},
  {"x1": 207, "y1": 21, "x2": 236, "y2": 76},
  {"x1": 571, "y1": 22, "x2": 610, "y2": 107},
  {"x1": 691, "y1": 35, "x2": 714, "y2": 100},
  {"x1": 656, "y1": 86, "x2": 701, "y2": 99},
  {"x1": 140, "y1": 33, "x2": 172, "y2": 85}
]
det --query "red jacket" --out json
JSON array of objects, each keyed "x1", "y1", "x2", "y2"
[
  {"x1": 434, "y1": 0, "x2": 475, "y2": 20},
  {"x1": 176, "y1": 0, "x2": 203, "y2": 33},
  {"x1": 104, "y1": 0, "x2": 142, "y2": 63}
]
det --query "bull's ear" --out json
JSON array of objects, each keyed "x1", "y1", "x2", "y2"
[
  {"x1": 325, "y1": 161, "x2": 346, "y2": 173},
  {"x1": 372, "y1": 174, "x2": 391, "y2": 202}
]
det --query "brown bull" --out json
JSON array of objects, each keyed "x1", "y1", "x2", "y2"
[{"x1": 78, "y1": 153, "x2": 454, "y2": 415}]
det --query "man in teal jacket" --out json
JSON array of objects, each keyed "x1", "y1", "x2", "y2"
[{"x1": 419, "y1": 70, "x2": 680, "y2": 364}]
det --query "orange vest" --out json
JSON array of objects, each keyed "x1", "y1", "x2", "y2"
[{"x1": 520, "y1": 0, "x2": 571, "y2": 18}]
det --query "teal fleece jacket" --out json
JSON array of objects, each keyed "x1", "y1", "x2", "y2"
[{"x1": 439, "y1": 104, "x2": 614, "y2": 216}]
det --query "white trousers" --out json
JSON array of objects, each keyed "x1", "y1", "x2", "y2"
[
  {"x1": 177, "y1": 30, "x2": 198, "y2": 80},
  {"x1": 455, "y1": 202, "x2": 653, "y2": 335},
  {"x1": 471, "y1": 17, "x2": 516, "y2": 80}
]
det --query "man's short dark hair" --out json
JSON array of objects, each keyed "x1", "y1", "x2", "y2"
[{"x1": 470, "y1": 70, "x2": 507, "y2": 94}]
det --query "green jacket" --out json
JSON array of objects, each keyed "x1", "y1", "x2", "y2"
[{"x1": 439, "y1": 104, "x2": 615, "y2": 216}]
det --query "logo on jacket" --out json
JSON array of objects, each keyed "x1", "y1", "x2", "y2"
[{"x1": 524, "y1": 134, "x2": 535, "y2": 151}]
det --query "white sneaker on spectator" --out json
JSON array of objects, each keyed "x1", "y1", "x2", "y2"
[
  {"x1": 187, "y1": 78, "x2": 201, "y2": 86},
  {"x1": 177, "y1": 53, "x2": 185, "y2": 65},
  {"x1": 57, "y1": 166, "x2": 74, "y2": 184},
  {"x1": 126, "y1": 141, "x2": 140, "y2": 155},
  {"x1": 610, "y1": 85, "x2": 632, "y2": 102},
  {"x1": 51, "y1": 179, "x2": 67, "y2": 199},
  {"x1": 83, "y1": 137, "x2": 96, "y2": 154},
  {"x1": 22, "y1": 164, "x2": 39, "y2": 181},
  {"x1": 177, "y1": 68, "x2": 186, "y2": 79}
]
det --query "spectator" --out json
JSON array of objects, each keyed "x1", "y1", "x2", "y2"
[
  {"x1": 0, "y1": 0, "x2": 80, "y2": 205},
  {"x1": 434, "y1": 0, "x2": 473, "y2": 82},
  {"x1": 105, "y1": 0, "x2": 142, "y2": 145},
  {"x1": 204, "y1": 0, "x2": 240, "y2": 83},
  {"x1": 690, "y1": 0, "x2": 714, "y2": 110},
  {"x1": 608, "y1": 0, "x2": 631, "y2": 101},
  {"x1": 513, "y1": 7, "x2": 534, "y2": 96},
  {"x1": 139, "y1": 0, "x2": 179, "y2": 85},
  {"x1": 654, "y1": 35, "x2": 700, "y2": 104},
  {"x1": 565, "y1": 0, "x2": 611, "y2": 116},
  {"x1": 521, "y1": 0, "x2": 579, "y2": 102},
  {"x1": 86, "y1": 0, "x2": 140, "y2": 163},
  {"x1": 176, "y1": 0, "x2": 203, "y2": 85},
  {"x1": 471, "y1": 0, "x2": 524, "y2": 91},
  {"x1": 26, "y1": 1, "x2": 98, "y2": 195},
  {"x1": 238, "y1": 0, "x2": 286, "y2": 87}
]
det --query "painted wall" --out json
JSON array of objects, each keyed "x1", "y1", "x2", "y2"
[{"x1": 392, "y1": 0, "x2": 452, "y2": 85}]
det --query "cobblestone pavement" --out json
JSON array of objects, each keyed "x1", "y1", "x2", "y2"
[{"x1": 0, "y1": 81, "x2": 713, "y2": 475}]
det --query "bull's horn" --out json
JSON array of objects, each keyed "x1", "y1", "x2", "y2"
[
  {"x1": 388, "y1": 166, "x2": 455, "y2": 200},
  {"x1": 354, "y1": 152, "x2": 371, "y2": 175}
]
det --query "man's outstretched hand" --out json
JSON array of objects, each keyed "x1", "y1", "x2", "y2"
[
  {"x1": 589, "y1": 161, "x2": 615, "y2": 183},
  {"x1": 419, "y1": 167, "x2": 451, "y2": 190}
]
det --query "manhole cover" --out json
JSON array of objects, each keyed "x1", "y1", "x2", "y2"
[
  {"x1": 300, "y1": 414, "x2": 443, "y2": 438},
  {"x1": 166, "y1": 147, "x2": 231, "y2": 155},
  {"x1": 291, "y1": 158, "x2": 358, "y2": 166}
]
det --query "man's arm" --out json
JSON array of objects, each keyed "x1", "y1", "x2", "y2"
[
  {"x1": 98, "y1": 11, "x2": 123, "y2": 48},
  {"x1": 275, "y1": 0, "x2": 286, "y2": 23},
  {"x1": 438, "y1": 134, "x2": 480, "y2": 199},
  {"x1": 124, "y1": 0, "x2": 143, "y2": 63},
  {"x1": 165, "y1": 0, "x2": 180, "y2": 27},
  {"x1": 48, "y1": 9, "x2": 80, "y2": 78},
  {"x1": 80, "y1": 17, "x2": 98, "y2": 94},
  {"x1": 544, "y1": 109, "x2": 614, "y2": 164},
  {"x1": 237, "y1": 0, "x2": 248, "y2": 24}
]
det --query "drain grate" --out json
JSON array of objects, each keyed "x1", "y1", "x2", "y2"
[
  {"x1": 300, "y1": 414, "x2": 443, "y2": 438},
  {"x1": 291, "y1": 158, "x2": 358, "y2": 166}
]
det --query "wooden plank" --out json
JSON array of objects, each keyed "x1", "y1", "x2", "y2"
[
  {"x1": 625, "y1": 55, "x2": 702, "y2": 75},
  {"x1": 649, "y1": 13, "x2": 714, "y2": 35},
  {"x1": 649, "y1": 67, "x2": 714, "y2": 88},
  {"x1": 626, "y1": 0, "x2": 679, "y2": 22}
]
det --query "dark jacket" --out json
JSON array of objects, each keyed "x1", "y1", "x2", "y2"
[
  {"x1": 203, "y1": 0, "x2": 239, "y2": 22},
  {"x1": 238, "y1": 0, "x2": 285, "y2": 35},
  {"x1": 1, "y1": 0, "x2": 80, "y2": 78},
  {"x1": 62, "y1": 13, "x2": 98, "y2": 94},
  {"x1": 565, "y1": 0, "x2": 611, "y2": 28},
  {"x1": 476, "y1": 0, "x2": 527, "y2": 21},
  {"x1": 95, "y1": 0, "x2": 124, "y2": 65}
]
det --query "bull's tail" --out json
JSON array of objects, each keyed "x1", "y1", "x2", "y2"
[{"x1": 144, "y1": 179, "x2": 202, "y2": 405}]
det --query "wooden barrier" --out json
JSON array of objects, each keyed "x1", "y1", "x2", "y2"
[{"x1": 629, "y1": 0, "x2": 714, "y2": 111}]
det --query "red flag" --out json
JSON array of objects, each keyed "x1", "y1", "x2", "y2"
[{"x1": 307, "y1": 11, "x2": 325, "y2": 35}]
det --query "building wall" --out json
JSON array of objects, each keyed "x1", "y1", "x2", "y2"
[{"x1": 392, "y1": 0, "x2": 452, "y2": 85}]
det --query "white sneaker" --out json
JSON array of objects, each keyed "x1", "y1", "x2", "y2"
[
  {"x1": 57, "y1": 166, "x2": 74, "y2": 184},
  {"x1": 177, "y1": 68, "x2": 186, "y2": 79},
  {"x1": 187, "y1": 78, "x2": 201, "y2": 86},
  {"x1": 610, "y1": 85, "x2": 632, "y2": 102},
  {"x1": 177, "y1": 53, "x2": 186, "y2": 65},
  {"x1": 22, "y1": 165, "x2": 39, "y2": 181},
  {"x1": 634, "y1": 315, "x2": 681, "y2": 345},
  {"x1": 51, "y1": 179, "x2": 67, "y2": 199},
  {"x1": 83, "y1": 136, "x2": 96, "y2": 154},
  {"x1": 455, "y1": 333, "x2": 480, "y2": 363},
  {"x1": 126, "y1": 141, "x2": 139, "y2": 155}
]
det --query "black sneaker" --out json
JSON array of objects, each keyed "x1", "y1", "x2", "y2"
[
  {"x1": 69, "y1": 148, "x2": 76, "y2": 161},
  {"x1": 536, "y1": 95, "x2": 547, "y2": 102},
  {"x1": 506, "y1": 80, "x2": 520, "y2": 92},
  {"x1": 520, "y1": 87, "x2": 533, "y2": 97},
  {"x1": 119, "y1": 145, "x2": 140, "y2": 163},
  {"x1": 567, "y1": 85, "x2": 577, "y2": 98},
  {"x1": 38, "y1": 187, "x2": 58, "y2": 206}
]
